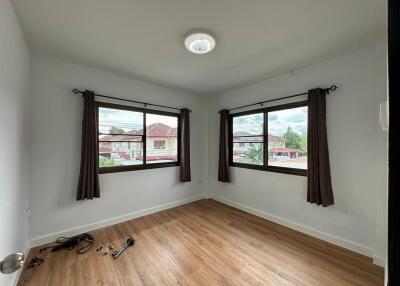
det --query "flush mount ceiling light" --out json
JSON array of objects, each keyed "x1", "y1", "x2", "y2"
[{"x1": 184, "y1": 29, "x2": 216, "y2": 55}]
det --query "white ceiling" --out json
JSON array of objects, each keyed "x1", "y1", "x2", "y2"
[{"x1": 11, "y1": 0, "x2": 386, "y2": 95}]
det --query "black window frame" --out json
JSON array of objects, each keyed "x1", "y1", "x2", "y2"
[
  {"x1": 229, "y1": 101, "x2": 308, "y2": 176},
  {"x1": 96, "y1": 101, "x2": 180, "y2": 174}
]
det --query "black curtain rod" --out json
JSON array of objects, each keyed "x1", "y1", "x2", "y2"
[
  {"x1": 221, "y1": 85, "x2": 338, "y2": 113},
  {"x1": 72, "y1": 89, "x2": 191, "y2": 112}
]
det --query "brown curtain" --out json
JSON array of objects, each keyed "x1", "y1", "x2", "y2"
[
  {"x1": 76, "y1": 90, "x2": 100, "y2": 200},
  {"x1": 307, "y1": 88, "x2": 334, "y2": 206},
  {"x1": 180, "y1": 108, "x2": 191, "y2": 182},
  {"x1": 218, "y1": 109, "x2": 230, "y2": 182}
]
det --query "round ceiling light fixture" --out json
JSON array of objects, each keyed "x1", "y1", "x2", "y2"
[{"x1": 184, "y1": 29, "x2": 216, "y2": 55}]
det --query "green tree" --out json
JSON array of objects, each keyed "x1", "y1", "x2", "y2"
[
  {"x1": 109, "y1": 126, "x2": 125, "y2": 134},
  {"x1": 247, "y1": 144, "x2": 263, "y2": 165},
  {"x1": 99, "y1": 157, "x2": 117, "y2": 167},
  {"x1": 283, "y1": 126, "x2": 301, "y2": 149},
  {"x1": 299, "y1": 134, "x2": 307, "y2": 154}
]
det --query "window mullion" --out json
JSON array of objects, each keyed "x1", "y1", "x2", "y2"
[
  {"x1": 143, "y1": 111, "x2": 147, "y2": 166},
  {"x1": 264, "y1": 111, "x2": 268, "y2": 167}
]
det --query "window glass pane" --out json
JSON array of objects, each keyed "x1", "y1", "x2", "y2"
[
  {"x1": 146, "y1": 113, "x2": 178, "y2": 164},
  {"x1": 99, "y1": 142, "x2": 143, "y2": 167},
  {"x1": 232, "y1": 113, "x2": 264, "y2": 164},
  {"x1": 232, "y1": 113, "x2": 263, "y2": 136},
  {"x1": 233, "y1": 143, "x2": 263, "y2": 165},
  {"x1": 267, "y1": 106, "x2": 307, "y2": 170},
  {"x1": 98, "y1": 107, "x2": 144, "y2": 167},
  {"x1": 99, "y1": 107, "x2": 143, "y2": 135}
]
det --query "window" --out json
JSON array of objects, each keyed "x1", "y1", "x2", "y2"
[
  {"x1": 154, "y1": 140, "x2": 166, "y2": 149},
  {"x1": 230, "y1": 101, "x2": 307, "y2": 176},
  {"x1": 97, "y1": 102, "x2": 180, "y2": 173}
]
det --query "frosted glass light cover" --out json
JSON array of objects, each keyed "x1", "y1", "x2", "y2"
[{"x1": 184, "y1": 31, "x2": 216, "y2": 54}]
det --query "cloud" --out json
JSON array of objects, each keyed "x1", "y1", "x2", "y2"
[
  {"x1": 233, "y1": 113, "x2": 263, "y2": 135},
  {"x1": 233, "y1": 106, "x2": 308, "y2": 136},
  {"x1": 268, "y1": 106, "x2": 307, "y2": 135}
]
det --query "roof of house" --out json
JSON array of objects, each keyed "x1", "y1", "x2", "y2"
[
  {"x1": 233, "y1": 131, "x2": 284, "y2": 142},
  {"x1": 233, "y1": 131, "x2": 253, "y2": 136},
  {"x1": 100, "y1": 123, "x2": 177, "y2": 141},
  {"x1": 99, "y1": 146, "x2": 112, "y2": 153},
  {"x1": 136, "y1": 155, "x2": 177, "y2": 161},
  {"x1": 145, "y1": 123, "x2": 177, "y2": 137},
  {"x1": 99, "y1": 134, "x2": 142, "y2": 142},
  {"x1": 270, "y1": 148, "x2": 299, "y2": 153}
]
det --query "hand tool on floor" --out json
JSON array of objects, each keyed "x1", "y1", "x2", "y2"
[
  {"x1": 39, "y1": 233, "x2": 94, "y2": 254},
  {"x1": 112, "y1": 236, "x2": 135, "y2": 259}
]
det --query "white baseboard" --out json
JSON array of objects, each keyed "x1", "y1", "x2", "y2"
[
  {"x1": 210, "y1": 194, "x2": 377, "y2": 262},
  {"x1": 29, "y1": 194, "x2": 206, "y2": 248},
  {"x1": 373, "y1": 255, "x2": 386, "y2": 267}
]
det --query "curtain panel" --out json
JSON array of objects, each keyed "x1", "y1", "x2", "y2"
[
  {"x1": 180, "y1": 108, "x2": 191, "y2": 182},
  {"x1": 76, "y1": 90, "x2": 100, "y2": 200},
  {"x1": 307, "y1": 88, "x2": 334, "y2": 207},
  {"x1": 218, "y1": 109, "x2": 230, "y2": 183}
]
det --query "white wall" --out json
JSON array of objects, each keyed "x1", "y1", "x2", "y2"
[
  {"x1": 0, "y1": 1, "x2": 389, "y2": 282},
  {"x1": 28, "y1": 55, "x2": 208, "y2": 243},
  {"x1": 208, "y1": 42, "x2": 388, "y2": 264},
  {"x1": 0, "y1": 0, "x2": 31, "y2": 285}
]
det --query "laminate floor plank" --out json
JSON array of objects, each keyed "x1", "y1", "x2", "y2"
[{"x1": 18, "y1": 199, "x2": 383, "y2": 286}]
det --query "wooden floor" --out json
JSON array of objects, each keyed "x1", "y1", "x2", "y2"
[{"x1": 19, "y1": 199, "x2": 383, "y2": 286}]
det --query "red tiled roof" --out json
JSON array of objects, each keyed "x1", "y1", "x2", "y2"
[
  {"x1": 99, "y1": 134, "x2": 142, "y2": 142},
  {"x1": 99, "y1": 134, "x2": 142, "y2": 141},
  {"x1": 146, "y1": 123, "x2": 177, "y2": 137},
  {"x1": 118, "y1": 152, "x2": 130, "y2": 160},
  {"x1": 136, "y1": 155, "x2": 177, "y2": 161},
  {"x1": 100, "y1": 123, "x2": 177, "y2": 141},
  {"x1": 270, "y1": 148, "x2": 299, "y2": 153},
  {"x1": 99, "y1": 146, "x2": 112, "y2": 153}
]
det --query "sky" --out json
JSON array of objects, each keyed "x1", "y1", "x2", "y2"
[
  {"x1": 269, "y1": 106, "x2": 307, "y2": 136},
  {"x1": 233, "y1": 106, "x2": 307, "y2": 136},
  {"x1": 98, "y1": 107, "x2": 177, "y2": 134}
]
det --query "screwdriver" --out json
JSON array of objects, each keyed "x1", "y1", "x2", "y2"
[{"x1": 112, "y1": 236, "x2": 135, "y2": 259}]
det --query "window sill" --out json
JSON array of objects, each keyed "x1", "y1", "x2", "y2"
[
  {"x1": 230, "y1": 163, "x2": 307, "y2": 177},
  {"x1": 99, "y1": 162, "x2": 180, "y2": 174}
]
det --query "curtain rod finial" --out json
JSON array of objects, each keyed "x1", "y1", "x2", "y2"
[{"x1": 72, "y1": 88, "x2": 81, "y2": 94}]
